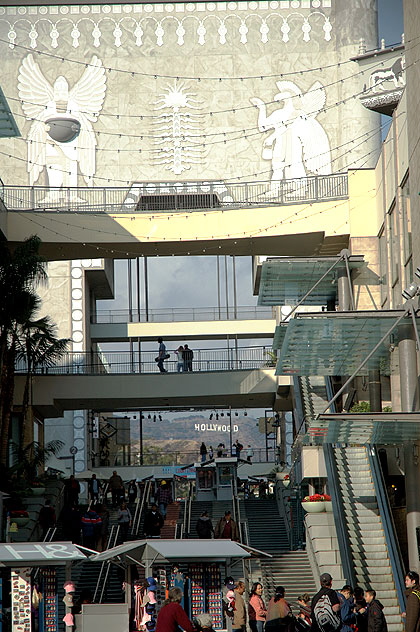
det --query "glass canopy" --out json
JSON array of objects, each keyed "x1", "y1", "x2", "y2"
[
  {"x1": 303, "y1": 412, "x2": 420, "y2": 444},
  {"x1": 258, "y1": 255, "x2": 365, "y2": 306},
  {"x1": 275, "y1": 310, "x2": 412, "y2": 376}
]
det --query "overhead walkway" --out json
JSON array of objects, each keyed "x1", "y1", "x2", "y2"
[
  {"x1": 14, "y1": 367, "x2": 286, "y2": 418},
  {"x1": 1, "y1": 170, "x2": 374, "y2": 260}
]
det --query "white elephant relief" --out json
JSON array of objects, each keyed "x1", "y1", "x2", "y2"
[
  {"x1": 18, "y1": 53, "x2": 106, "y2": 202},
  {"x1": 250, "y1": 80, "x2": 332, "y2": 197}
]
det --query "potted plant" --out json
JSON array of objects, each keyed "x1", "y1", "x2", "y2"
[
  {"x1": 9, "y1": 509, "x2": 30, "y2": 527},
  {"x1": 323, "y1": 494, "x2": 332, "y2": 511},
  {"x1": 301, "y1": 493, "x2": 326, "y2": 513},
  {"x1": 282, "y1": 474, "x2": 291, "y2": 488}
]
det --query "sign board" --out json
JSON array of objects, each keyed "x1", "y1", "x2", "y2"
[{"x1": 0, "y1": 543, "x2": 86, "y2": 565}]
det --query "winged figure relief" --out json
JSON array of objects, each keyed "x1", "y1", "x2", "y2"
[
  {"x1": 250, "y1": 80, "x2": 331, "y2": 195},
  {"x1": 18, "y1": 54, "x2": 106, "y2": 195}
]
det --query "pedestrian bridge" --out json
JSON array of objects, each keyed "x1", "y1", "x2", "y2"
[
  {"x1": 13, "y1": 368, "x2": 290, "y2": 419},
  {"x1": 0, "y1": 170, "x2": 374, "y2": 260}
]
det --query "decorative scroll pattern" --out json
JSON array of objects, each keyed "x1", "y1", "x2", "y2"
[{"x1": 1, "y1": 7, "x2": 333, "y2": 49}]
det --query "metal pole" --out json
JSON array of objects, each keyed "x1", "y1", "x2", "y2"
[
  {"x1": 217, "y1": 256, "x2": 221, "y2": 319},
  {"x1": 224, "y1": 255, "x2": 229, "y2": 319},
  {"x1": 136, "y1": 257, "x2": 141, "y2": 322},
  {"x1": 139, "y1": 410, "x2": 143, "y2": 466},
  {"x1": 399, "y1": 322, "x2": 420, "y2": 571},
  {"x1": 368, "y1": 369, "x2": 382, "y2": 412},
  {"x1": 337, "y1": 268, "x2": 352, "y2": 312},
  {"x1": 232, "y1": 255, "x2": 237, "y2": 319},
  {"x1": 320, "y1": 309, "x2": 411, "y2": 414},
  {"x1": 343, "y1": 253, "x2": 356, "y2": 310},
  {"x1": 229, "y1": 405, "x2": 233, "y2": 457},
  {"x1": 144, "y1": 257, "x2": 149, "y2": 322},
  {"x1": 128, "y1": 259, "x2": 133, "y2": 322}
]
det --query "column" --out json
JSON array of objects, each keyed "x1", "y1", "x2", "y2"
[
  {"x1": 399, "y1": 323, "x2": 420, "y2": 572},
  {"x1": 337, "y1": 268, "x2": 352, "y2": 311}
]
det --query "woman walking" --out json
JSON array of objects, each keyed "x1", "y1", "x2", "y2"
[
  {"x1": 265, "y1": 586, "x2": 295, "y2": 632},
  {"x1": 156, "y1": 587, "x2": 195, "y2": 632},
  {"x1": 117, "y1": 501, "x2": 132, "y2": 542},
  {"x1": 249, "y1": 582, "x2": 267, "y2": 632}
]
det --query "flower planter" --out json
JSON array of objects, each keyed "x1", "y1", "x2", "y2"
[
  {"x1": 324, "y1": 500, "x2": 333, "y2": 512},
  {"x1": 31, "y1": 487, "x2": 46, "y2": 496},
  {"x1": 301, "y1": 501, "x2": 325, "y2": 513}
]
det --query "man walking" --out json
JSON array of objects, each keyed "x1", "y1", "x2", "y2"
[
  {"x1": 108, "y1": 470, "x2": 124, "y2": 508},
  {"x1": 404, "y1": 571, "x2": 420, "y2": 632},
  {"x1": 311, "y1": 572, "x2": 341, "y2": 632},
  {"x1": 233, "y1": 581, "x2": 247, "y2": 631},
  {"x1": 183, "y1": 344, "x2": 194, "y2": 372},
  {"x1": 155, "y1": 480, "x2": 173, "y2": 519},
  {"x1": 157, "y1": 337, "x2": 168, "y2": 373},
  {"x1": 215, "y1": 510, "x2": 239, "y2": 541}
]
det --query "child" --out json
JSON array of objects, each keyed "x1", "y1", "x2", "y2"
[{"x1": 363, "y1": 590, "x2": 388, "y2": 632}]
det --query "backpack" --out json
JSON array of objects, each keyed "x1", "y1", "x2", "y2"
[{"x1": 313, "y1": 592, "x2": 341, "y2": 632}]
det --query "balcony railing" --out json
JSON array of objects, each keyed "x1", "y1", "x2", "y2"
[
  {"x1": 3, "y1": 173, "x2": 348, "y2": 213},
  {"x1": 92, "y1": 305, "x2": 275, "y2": 324},
  {"x1": 15, "y1": 345, "x2": 275, "y2": 375},
  {"x1": 103, "y1": 447, "x2": 276, "y2": 467}
]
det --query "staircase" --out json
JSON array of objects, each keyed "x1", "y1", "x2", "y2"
[
  {"x1": 188, "y1": 501, "x2": 233, "y2": 538},
  {"x1": 261, "y1": 551, "x2": 318, "y2": 611},
  {"x1": 243, "y1": 498, "x2": 289, "y2": 553},
  {"x1": 161, "y1": 502, "x2": 181, "y2": 538},
  {"x1": 332, "y1": 446, "x2": 401, "y2": 632}
]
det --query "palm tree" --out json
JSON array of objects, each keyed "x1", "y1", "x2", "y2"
[
  {"x1": 0, "y1": 236, "x2": 68, "y2": 462},
  {"x1": 8, "y1": 439, "x2": 64, "y2": 486},
  {"x1": 17, "y1": 310, "x2": 70, "y2": 447}
]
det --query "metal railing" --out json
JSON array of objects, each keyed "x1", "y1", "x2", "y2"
[
  {"x1": 92, "y1": 305, "x2": 274, "y2": 324},
  {"x1": 130, "y1": 479, "x2": 151, "y2": 538},
  {"x1": 3, "y1": 173, "x2": 348, "y2": 213},
  {"x1": 104, "y1": 447, "x2": 275, "y2": 468},
  {"x1": 94, "y1": 524, "x2": 120, "y2": 604},
  {"x1": 15, "y1": 345, "x2": 274, "y2": 375}
]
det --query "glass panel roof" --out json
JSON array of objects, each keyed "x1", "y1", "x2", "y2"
[
  {"x1": 276, "y1": 311, "x2": 409, "y2": 376},
  {"x1": 302, "y1": 413, "x2": 420, "y2": 444},
  {"x1": 258, "y1": 256, "x2": 364, "y2": 306}
]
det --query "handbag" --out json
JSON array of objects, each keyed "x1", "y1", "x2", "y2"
[{"x1": 164, "y1": 353, "x2": 170, "y2": 359}]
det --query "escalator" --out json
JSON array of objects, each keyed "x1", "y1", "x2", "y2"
[{"x1": 294, "y1": 375, "x2": 405, "y2": 631}]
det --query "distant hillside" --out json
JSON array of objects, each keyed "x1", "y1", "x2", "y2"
[{"x1": 131, "y1": 413, "x2": 265, "y2": 451}]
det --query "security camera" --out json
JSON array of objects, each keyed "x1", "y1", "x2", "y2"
[{"x1": 402, "y1": 282, "x2": 419, "y2": 300}]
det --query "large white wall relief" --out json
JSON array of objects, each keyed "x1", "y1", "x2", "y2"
[{"x1": 17, "y1": 53, "x2": 106, "y2": 193}]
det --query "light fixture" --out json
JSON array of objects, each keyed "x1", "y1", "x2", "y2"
[
  {"x1": 220, "y1": 412, "x2": 224, "y2": 417},
  {"x1": 153, "y1": 415, "x2": 157, "y2": 423},
  {"x1": 148, "y1": 414, "x2": 152, "y2": 420},
  {"x1": 159, "y1": 415, "x2": 162, "y2": 422},
  {"x1": 216, "y1": 413, "x2": 219, "y2": 420},
  {"x1": 402, "y1": 281, "x2": 419, "y2": 300},
  {"x1": 235, "y1": 412, "x2": 238, "y2": 417},
  {"x1": 209, "y1": 413, "x2": 213, "y2": 421},
  {"x1": 244, "y1": 411, "x2": 248, "y2": 416}
]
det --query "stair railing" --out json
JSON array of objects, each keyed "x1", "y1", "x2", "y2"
[
  {"x1": 93, "y1": 524, "x2": 121, "y2": 603},
  {"x1": 131, "y1": 480, "x2": 151, "y2": 537},
  {"x1": 368, "y1": 445, "x2": 406, "y2": 611}
]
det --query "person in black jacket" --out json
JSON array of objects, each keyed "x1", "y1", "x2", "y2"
[
  {"x1": 196, "y1": 511, "x2": 214, "y2": 538},
  {"x1": 364, "y1": 590, "x2": 387, "y2": 632},
  {"x1": 144, "y1": 503, "x2": 164, "y2": 538}
]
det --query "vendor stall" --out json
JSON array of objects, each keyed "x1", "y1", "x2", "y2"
[
  {"x1": 0, "y1": 542, "x2": 88, "y2": 632},
  {"x1": 88, "y1": 539, "x2": 270, "y2": 632}
]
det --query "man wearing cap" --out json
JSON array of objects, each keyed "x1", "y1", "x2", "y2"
[
  {"x1": 311, "y1": 573, "x2": 342, "y2": 632},
  {"x1": 156, "y1": 480, "x2": 173, "y2": 519}
]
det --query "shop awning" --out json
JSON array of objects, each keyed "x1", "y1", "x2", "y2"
[
  {"x1": 0, "y1": 85, "x2": 20, "y2": 138},
  {"x1": 0, "y1": 542, "x2": 88, "y2": 566},
  {"x1": 276, "y1": 310, "x2": 412, "y2": 376},
  {"x1": 90, "y1": 539, "x2": 270, "y2": 566},
  {"x1": 258, "y1": 255, "x2": 364, "y2": 306},
  {"x1": 303, "y1": 412, "x2": 420, "y2": 444}
]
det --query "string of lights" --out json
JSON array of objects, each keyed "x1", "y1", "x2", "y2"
[
  {"x1": 11, "y1": 142, "x2": 380, "y2": 260},
  {"x1": 1, "y1": 117, "x2": 387, "y2": 196},
  {"x1": 0, "y1": 33, "x2": 411, "y2": 83}
]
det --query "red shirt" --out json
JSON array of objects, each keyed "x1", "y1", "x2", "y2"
[{"x1": 156, "y1": 602, "x2": 196, "y2": 632}]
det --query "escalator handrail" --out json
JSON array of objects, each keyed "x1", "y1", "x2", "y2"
[
  {"x1": 323, "y1": 376, "x2": 357, "y2": 587},
  {"x1": 131, "y1": 480, "x2": 151, "y2": 537},
  {"x1": 368, "y1": 446, "x2": 406, "y2": 611}
]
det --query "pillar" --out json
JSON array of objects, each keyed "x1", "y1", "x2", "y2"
[
  {"x1": 368, "y1": 370, "x2": 382, "y2": 412},
  {"x1": 337, "y1": 268, "x2": 352, "y2": 311},
  {"x1": 398, "y1": 323, "x2": 420, "y2": 572}
]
